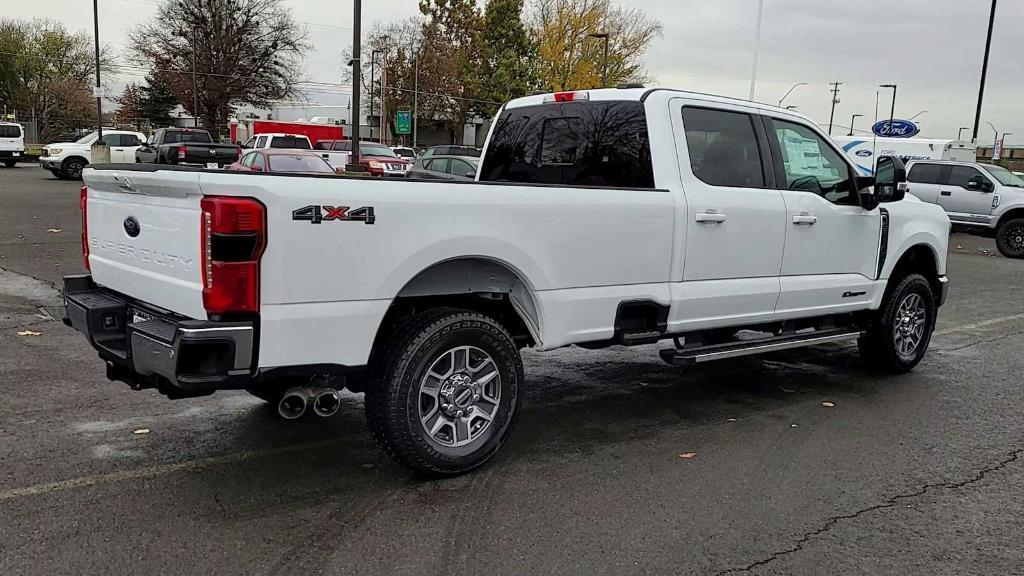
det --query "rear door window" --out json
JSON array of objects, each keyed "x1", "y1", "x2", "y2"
[
  {"x1": 682, "y1": 107, "x2": 765, "y2": 189},
  {"x1": 908, "y1": 163, "x2": 944, "y2": 184},
  {"x1": 430, "y1": 158, "x2": 450, "y2": 173},
  {"x1": 479, "y1": 101, "x2": 654, "y2": 188}
]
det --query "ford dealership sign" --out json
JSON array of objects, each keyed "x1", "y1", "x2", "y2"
[{"x1": 872, "y1": 119, "x2": 920, "y2": 138}]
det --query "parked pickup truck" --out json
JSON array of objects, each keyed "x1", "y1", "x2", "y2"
[
  {"x1": 904, "y1": 159, "x2": 1024, "y2": 258},
  {"x1": 65, "y1": 88, "x2": 950, "y2": 476},
  {"x1": 135, "y1": 128, "x2": 240, "y2": 168},
  {"x1": 313, "y1": 139, "x2": 411, "y2": 176}
]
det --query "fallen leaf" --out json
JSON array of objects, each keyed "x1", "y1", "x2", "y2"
[
  {"x1": 725, "y1": 418, "x2": 738, "y2": 423},
  {"x1": 791, "y1": 423, "x2": 800, "y2": 428},
  {"x1": 679, "y1": 452, "x2": 697, "y2": 459},
  {"x1": 16, "y1": 330, "x2": 41, "y2": 337},
  {"x1": 132, "y1": 428, "x2": 151, "y2": 435},
  {"x1": 46, "y1": 228, "x2": 62, "y2": 233},
  {"x1": 822, "y1": 401, "x2": 835, "y2": 408}
]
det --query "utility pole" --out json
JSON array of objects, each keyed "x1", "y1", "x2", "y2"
[
  {"x1": 848, "y1": 114, "x2": 863, "y2": 136},
  {"x1": 972, "y1": 0, "x2": 998, "y2": 142},
  {"x1": 349, "y1": 0, "x2": 362, "y2": 168},
  {"x1": 192, "y1": 29, "x2": 199, "y2": 128},
  {"x1": 827, "y1": 81, "x2": 842, "y2": 136},
  {"x1": 380, "y1": 44, "x2": 387, "y2": 146},
  {"x1": 92, "y1": 0, "x2": 102, "y2": 139}
]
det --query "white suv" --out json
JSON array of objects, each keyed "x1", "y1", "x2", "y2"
[
  {"x1": 0, "y1": 122, "x2": 25, "y2": 168},
  {"x1": 39, "y1": 130, "x2": 145, "y2": 180},
  {"x1": 905, "y1": 160, "x2": 1024, "y2": 258}
]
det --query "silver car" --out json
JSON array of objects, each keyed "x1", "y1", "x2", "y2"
[{"x1": 407, "y1": 155, "x2": 479, "y2": 181}]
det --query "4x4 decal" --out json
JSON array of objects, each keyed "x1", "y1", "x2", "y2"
[{"x1": 292, "y1": 205, "x2": 375, "y2": 225}]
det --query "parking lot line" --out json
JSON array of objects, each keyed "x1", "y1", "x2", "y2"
[
  {"x1": 934, "y1": 313, "x2": 1024, "y2": 337},
  {"x1": 0, "y1": 438, "x2": 343, "y2": 503}
]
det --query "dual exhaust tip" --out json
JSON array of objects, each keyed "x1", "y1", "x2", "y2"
[{"x1": 277, "y1": 386, "x2": 342, "y2": 420}]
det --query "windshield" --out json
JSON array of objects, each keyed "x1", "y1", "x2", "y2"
[
  {"x1": 984, "y1": 164, "x2": 1024, "y2": 187},
  {"x1": 360, "y1": 144, "x2": 397, "y2": 157},
  {"x1": 268, "y1": 154, "x2": 334, "y2": 173},
  {"x1": 74, "y1": 132, "x2": 98, "y2": 144}
]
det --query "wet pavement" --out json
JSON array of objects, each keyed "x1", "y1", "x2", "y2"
[{"x1": 1, "y1": 164, "x2": 1022, "y2": 575}]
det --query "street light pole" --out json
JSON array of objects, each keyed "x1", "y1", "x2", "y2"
[
  {"x1": 413, "y1": 54, "x2": 419, "y2": 149},
  {"x1": 972, "y1": 0, "x2": 998, "y2": 142},
  {"x1": 778, "y1": 82, "x2": 806, "y2": 107},
  {"x1": 369, "y1": 50, "x2": 379, "y2": 142},
  {"x1": 92, "y1": 0, "x2": 102, "y2": 139},
  {"x1": 748, "y1": 0, "x2": 765, "y2": 101},
  {"x1": 880, "y1": 84, "x2": 897, "y2": 131},
  {"x1": 588, "y1": 33, "x2": 609, "y2": 88},
  {"x1": 848, "y1": 114, "x2": 863, "y2": 136},
  {"x1": 192, "y1": 29, "x2": 199, "y2": 128},
  {"x1": 349, "y1": 0, "x2": 362, "y2": 168}
]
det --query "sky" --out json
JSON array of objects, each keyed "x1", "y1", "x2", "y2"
[{"x1": 9, "y1": 0, "x2": 1022, "y2": 144}]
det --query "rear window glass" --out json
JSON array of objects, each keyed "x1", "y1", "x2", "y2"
[
  {"x1": 908, "y1": 163, "x2": 944, "y2": 184},
  {"x1": 269, "y1": 136, "x2": 311, "y2": 149},
  {"x1": 0, "y1": 125, "x2": 22, "y2": 138},
  {"x1": 163, "y1": 130, "x2": 213, "y2": 144},
  {"x1": 479, "y1": 101, "x2": 654, "y2": 188}
]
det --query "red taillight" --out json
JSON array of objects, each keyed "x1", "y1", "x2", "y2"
[
  {"x1": 545, "y1": 91, "x2": 589, "y2": 103},
  {"x1": 177, "y1": 145, "x2": 187, "y2": 160},
  {"x1": 80, "y1": 186, "x2": 90, "y2": 271},
  {"x1": 200, "y1": 196, "x2": 266, "y2": 315},
  {"x1": 553, "y1": 92, "x2": 576, "y2": 102}
]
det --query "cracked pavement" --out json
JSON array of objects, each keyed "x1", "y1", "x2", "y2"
[{"x1": 2, "y1": 166, "x2": 1024, "y2": 575}]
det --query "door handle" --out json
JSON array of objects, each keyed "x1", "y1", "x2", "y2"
[
  {"x1": 695, "y1": 211, "x2": 727, "y2": 223},
  {"x1": 940, "y1": 190, "x2": 952, "y2": 196},
  {"x1": 792, "y1": 213, "x2": 818, "y2": 225}
]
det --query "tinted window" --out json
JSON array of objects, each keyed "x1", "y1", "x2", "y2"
[
  {"x1": 360, "y1": 143, "x2": 397, "y2": 157},
  {"x1": 450, "y1": 159, "x2": 475, "y2": 175},
  {"x1": 682, "y1": 108, "x2": 765, "y2": 188},
  {"x1": 251, "y1": 154, "x2": 265, "y2": 170},
  {"x1": 430, "y1": 158, "x2": 450, "y2": 173},
  {"x1": 948, "y1": 166, "x2": 985, "y2": 188},
  {"x1": 335, "y1": 141, "x2": 351, "y2": 151},
  {"x1": 269, "y1": 136, "x2": 311, "y2": 149},
  {"x1": 121, "y1": 134, "x2": 141, "y2": 146},
  {"x1": 163, "y1": 130, "x2": 213, "y2": 144},
  {"x1": 267, "y1": 154, "x2": 332, "y2": 173},
  {"x1": 314, "y1": 141, "x2": 331, "y2": 150},
  {"x1": 101, "y1": 134, "x2": 120, "y2": 146},
  {"x1": 0, "y1": 125, "x2": 22, "y2": 138},
  {"x1": 240, "y1": 152, "x2": 256, "y2": 167},
  {"x1": 255, "y1": 136, "x2": 268, "y2": 148},
  {"x1": 770, "y1": 118, "x2": 856, "y2": 205},
  {"x1": 908, "y1": 163, "x2": 944, "y2": 184},
  {"x1": 480, "y1": 101, "x2": 654, "y2": 188}
]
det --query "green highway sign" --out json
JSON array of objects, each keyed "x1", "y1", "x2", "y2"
[{"x1": 396, "y1": 110, "x2": 412, "y2": 135}]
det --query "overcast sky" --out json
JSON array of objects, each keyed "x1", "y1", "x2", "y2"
[{"x1": 11, "y1": 0, "x2": 1022, "y2": 143}]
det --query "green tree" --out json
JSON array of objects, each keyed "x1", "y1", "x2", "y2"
[
  {"x1": 129, "y1": 0, "x2": 309, "y2": 129},
  {"x1": 478, "y1": 0, "x2": 540, "y2": 116},
  {"x1": 418, "y1": 0, "x2": 484, "y2": 141},
  {"x1": 529, "y1": 0, "x2": 661, "y2": 91},
  {"x1": 138, "y1": 71, "x2": 178, "y2": 127}
]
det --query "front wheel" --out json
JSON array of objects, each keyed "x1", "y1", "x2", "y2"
[
  {"x1": 995, "y1": 218, "x2": 1024, "y2": 259},
  {"x1": 859, "y1": 274, "x2": 937, "y2": 374},
  {"x1": 63, "y1": 158, "x2": 85, "y2": 180},
  {"x1": 2, "y1": 160, "x2": 15, "y2": 168},
  {"x1": 365, "y1": 308, "x2": 524, "y2": 477}
]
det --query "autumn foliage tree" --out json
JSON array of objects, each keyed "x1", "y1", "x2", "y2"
[
  {"x1": 529, "y1": 0, "x2": 661, "y2": 91},
  {"x1": 112, "y1": 83, "x2": 144, "y2": 129},
  {"x1": 129, "y1": 0, "x2": 309, "y2": 130}
]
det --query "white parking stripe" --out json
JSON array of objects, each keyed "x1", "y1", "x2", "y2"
[
  {"x1": 935, "y1": 313, "x2": 1024, "y2": 337},
  {"x1": 0, "y1": 439, "x2": 341, "y2": 503}
]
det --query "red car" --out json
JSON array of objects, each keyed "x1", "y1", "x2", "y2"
[
  {"x1": 229, "y1": 149, "x2": 344, "y2": 175},
  {"x1": 314, "y1": 140, "x2": 411, "y2": 177}
]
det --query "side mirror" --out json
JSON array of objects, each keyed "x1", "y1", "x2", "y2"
[
  {"x1": 868, "y1": 156, "x2": 907, "y2": 209},
  {"x1": 966, "y1": 175, "x2": 993, "y2": 192}
]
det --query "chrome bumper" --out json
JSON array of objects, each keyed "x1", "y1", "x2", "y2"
[{"x1": 62, "y1": 274, "x2": 255, "y2": 397}]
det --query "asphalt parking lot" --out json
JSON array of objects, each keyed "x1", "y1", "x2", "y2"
[{"x1": 2, "y1": 163, "x2": 1023, "y2": 575}]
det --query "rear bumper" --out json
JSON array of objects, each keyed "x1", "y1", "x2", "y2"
[{"x1": 63, "y1": 274, "x2": 255, "y2": 397}]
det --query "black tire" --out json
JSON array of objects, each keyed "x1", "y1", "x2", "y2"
[
  {"x1": 365, "y1": 308, "x2": 524, "y2": 477},
  {"x1": 63, "y1": 158, "x2": 86, "y2": 180},
  {"x1": 858, "y1": 273, "x2": 937, "y2": 374},
  {"x1": 2, "y1": 160, "x2": 15, "y2": 168},
  {"x1": 50, "y1": 169, "x2": 66, "y2": 180},
  {"x1": 995, "y1": 217, "x2": 1024, "y2": 259}
]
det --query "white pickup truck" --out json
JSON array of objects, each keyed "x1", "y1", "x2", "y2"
[{"x1": 64, "y1": 88, "x2": 950, "y2": 476}]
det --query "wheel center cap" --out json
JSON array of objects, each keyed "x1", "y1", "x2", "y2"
[{"x1": 439, "y1": 374, "x2": 479, "y2": 415}]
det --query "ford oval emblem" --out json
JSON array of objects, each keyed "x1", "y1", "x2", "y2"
[
  {"x1": 124, "y1": 216, "x2": 141, "y2": 238},
  {"x1": 855, "y1": 149, "x2": 873, "y2": 157},
  {"x1": 872, "y1": 119, "x2": 920, "y2": 138}
]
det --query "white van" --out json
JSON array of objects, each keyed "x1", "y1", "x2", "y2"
[
  {"x1": 0, "y1": 122, "x2": 26, "y2": 168},
  {"x1": 832, "y1": 136, "x2": 976, "y2": 176}
]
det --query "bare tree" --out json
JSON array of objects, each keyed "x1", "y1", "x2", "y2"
[{"x1": 129, "y1": 0, "x2": 309, "y2": 130}]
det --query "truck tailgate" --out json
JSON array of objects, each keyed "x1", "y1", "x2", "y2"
[{"x1": 83, "y1": 169, "x2": 207, "y2": 319}]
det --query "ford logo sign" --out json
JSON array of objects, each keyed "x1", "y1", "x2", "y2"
[
  {"x1": 855, "y1": 149, "x2": 873, "y2": 157},
  {"x1": 123, "y1": 216, "x2": 141, "y2": 238},
  {"x1": 872, "y1": 120, "x2": 920, "y2": 138}
]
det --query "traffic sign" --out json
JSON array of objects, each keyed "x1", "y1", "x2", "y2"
[{"x1": 396, "y1": 110, "x2": 411, "y2": 135}]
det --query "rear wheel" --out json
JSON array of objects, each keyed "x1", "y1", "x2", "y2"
[
  {"x1": 365, "y1": 308, "x2": 524, "y2": 477},
  {"x1": 995, "y1": 218, "x2": 1024, "y2": 259},
  {"x1": 858, "y1": 273, "x2": 936, "y2": 373}
]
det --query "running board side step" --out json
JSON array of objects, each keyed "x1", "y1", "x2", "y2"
[{"x1": 659, "y1": 328, "x2": 863, "y2": 366}]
